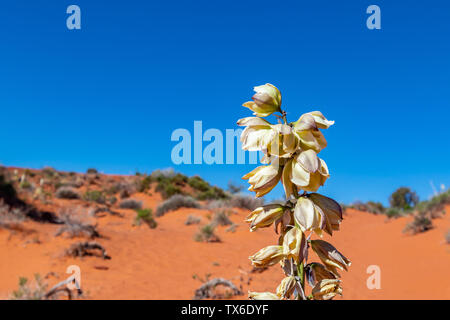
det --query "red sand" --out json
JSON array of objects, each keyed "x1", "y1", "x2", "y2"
[{"x1": 1, "y1": 192, "x2": 449, "y2": 300}]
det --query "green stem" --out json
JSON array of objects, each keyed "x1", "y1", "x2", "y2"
[{"x1": 297, "y1": 261, "x2": 305, "y2": 289}]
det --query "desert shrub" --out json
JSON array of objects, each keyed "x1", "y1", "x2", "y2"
[
  {"x1": 385, "y1": 207, "x2": 402, "y2": 218},
  {"x1": 138, "y1": 175, "x2": 153, "y2": 192},
  {"x1": 229, "y1": 194, "x2": 264, "y2": 211},
  {"x1": 187, "y1": 176, "x2": 228, "y2": 200},
  {"x1": 86, "y1": 168, "x2": 98, "y2": 174},
  {"x1": 188, "y1": 176, "x2": 210, "y2": 192},
  {"x1": 211, "y1": 210, "x2": 233, "y2": 226},
  {"x1": 389, "y1": 187, "x2": 419, "y2": 210},
  {"x1": 106, "y1": 180, "x2": 137, "y2": 197},
  {"x1": 196, "y1": 186, "x2": 228, "y2": 200},
  {"x1": 83, "y1": 190, "x2": 106, "y2": 204},
  {"x1": 156, "y1": 195, "x2": 200, "y2": 217},
  {"x1": 415, "y1": 189, "x2": 450, "y2": 219},
  {"x1": 194, "y1": 224, "x2": 220, "y2": 242},
  {"x1": 350, "y1": 201, "x2": 385, "y2": 214},
  {"x1": 55, "y1": 186, "x2": 80, "y2": 200},
  {"x1": 0, "y1": 199, "x2": 27, "y2": 223},
  {"x1": 228, "y1": 181, "x2": 243, "y2": 194},
  {"x1": 403, "y1": 213, "x2": 433, "y2": 235},
  {"x1": 185, "y1": 215, "x2": 201, "y2": 225},
  {"x1": 56, "y1": 207, "x2": 100, "y2": 238},
  {"x1": 19, "y1": 180, "x2": 33, "y2": 190},
  {"x1": 155, "y1": 179, "x2": 184, "y2": 199},
  {"x1": 54, "y1": 179, "x2": 83, "y2": 189},
  {"x1": 10, "y1": 274, "x2": 48, "y2": 300},
  {"x1": 134, "y1": 208, "x2": 157, "y2": 228},
  {"x1": 119, "y1": 198, "x2": 143, "y2": 210},
  {"x1": 42, "y1": 166, "x2": 57, "y2": 178},
  {"x1": 151, "y1": 168, "x2": 176, "y2": 180},
  {"x1": 24, "y1": 169, "x2": 36, "y2": 178},
  {"x1": 445, "y1": 230, "x2": 450, "y2": 244},
  {"x1": 108, "y1": 196, "x2": 117, "y2": 206}
]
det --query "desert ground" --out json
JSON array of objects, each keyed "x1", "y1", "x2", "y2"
[{"x1": 0, "y1": 167, "x2": 449, "y2": 300}]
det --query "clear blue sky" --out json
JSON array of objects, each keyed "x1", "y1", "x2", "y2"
[{"x1": 1, "y1": 1, "x2": 449, "y2": 205}]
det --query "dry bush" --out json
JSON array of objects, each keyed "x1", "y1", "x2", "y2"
[
  {"x1": 445, "y1": 230, "x2": 450, "y2": 244},
  {"x1": 211, "y1": 210, "x2": 233, "y2": 226},
  {"x1": 10, "y1": 274, "x2": 82, "y2": 300},
  {"x1": 119, "y1": 198, "x2": 142, "y2": 210},
  {"x1": 156, "y1": 195, "x2": 200, "y2": 217},
  {"x1": 83, "y1": 190, "x2": 106, "y2": 204},
  {"x1": 185, "y1": 215, "x2": 201, "y2": 225},
  {"x1": 349, "y1": 201, "x2": 385, "y2": 214},
  {"x1": 55, "y1": 186, "x2": 80, "y2": 200},
  {"x1": 10, "y1": 274, "x2": 48, "y2": 300},
  {"x1": 0, "y1": 199, "x2": 27, "y2": 223},
  {"x1": 228, "y1": 194, "x2": 263, "y2": 211},
  {"x1": 194, "y1": 224, "x2": 220, "y2": 242},
  {"x1": 56, "y1": 207, "x2": 100, "y2": 239},
  {"x1": 416, "y1": 190, "x2": 450, "y2": 219},
  {"x1": 193, "y1": 278, "x2": 243, "y2": 300},
  {"x1": 403, "y1": 213, "x2": 433, "y2": 235}
]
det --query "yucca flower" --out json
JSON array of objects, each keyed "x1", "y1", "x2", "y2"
[
  {"x1": 308, "y1": 193, "x2": 343, "y2": 235},
  {"x1": 294, "y1": 111, "x2": 334, "y2": 130},
  {"x1": 292, "y1": 112, "x2": 334, "y2": 153},
  {"x1": 289, "y1": 150, "x2": 330, "y2": 192},
  {"x1": 242, "y1": 160, "x2": 283, "y2": 197},
  {"x1": 248, "y1": 291, "x2": 281, "y2": 300},
  {"x1": 238, "y1": 117, "x2": 276, "y2": 152},
  {"x1": 249, "y1": 245, "x2": 285, "y2": 268},
  {"x1": 243, "y1": 83, "x2": 282, "y2": 117},
  {"x1": 282, "y1": 227, "x2": 307, "y2": 263},
  {"x1": 305, "y1": 262, "x2": 337, "y2": 287},
  {"x1": 293, "y1": 197, "x2": 325, "y2": 235},
  {"x1": 276, "y1": 276, "x2": 297, "y2": 299},
  {"x1": 310, "y1": 240, "x2": 351, "y2": 276},
  {"x1": 246, "y1": 204, "x2": 286, "y2": 232},
  {"x1": 293, "y1": 193, "x2": 343, "y2": 236},
  {"x1": 311, "y1": 279, "x2": 342, "y2": 300},
  {"x1": 238, "y1": 118, "x2": 299, "y2": 158},
  {"x1": 239, "y1": 83, "x2": 349, "y2": 300}
]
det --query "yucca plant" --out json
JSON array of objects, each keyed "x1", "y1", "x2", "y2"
[{"x1": 239, "y1": 83, "x2": 350, "y2": 300}]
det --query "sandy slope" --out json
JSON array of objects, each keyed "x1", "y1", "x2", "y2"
[{"x1": 0, "y1": 191, "x2": 449, "y2": 300}]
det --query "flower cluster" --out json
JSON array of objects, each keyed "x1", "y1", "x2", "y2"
[{"x1": 238, "y1": 84, "x2": 350, "y2": 300}]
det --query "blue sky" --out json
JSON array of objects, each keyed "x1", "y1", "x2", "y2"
[{"x1": 0, "y1": 1, "x2": 449, "y2": 205}]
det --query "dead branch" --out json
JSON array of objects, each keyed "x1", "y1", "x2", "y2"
[
  {"x1": 65, "y1": 241, "x2": 110, "y2": 259},
  {"x1": 193, "y1": 278, "x2": 243, "y2": 300}
]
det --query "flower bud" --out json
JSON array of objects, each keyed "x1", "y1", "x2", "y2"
[
  {"x1": 305, "y1": 263, "x2": 336, "y2": 287},
  {"x1": 248, "y1": 291, "x2": 280, "y2": 300},
  {"x1": 276, "y1": 276, "x2": 297, "y2": 299},
  {"x1": 290, "y1": 150, "x2": 329, "y2": 192},
  {"x1": 308, "y1": 193, "x2": 343, "y2": 235},
  {"x1": 238, "y1": 117, "x2": 275, "y2": 152},
  {"x1": 249, "y1": 245, "x2": 285, "y2": 268},
  {"x1": 312, "y1": 279, "x2": 342, "y2": 300},
  {"x1": 282, "y1": 227, "x2": 307, "y2": 263},
  {"x1": 242, "y1": 161, "x2": 282, "y2": 198},
  {"x1": 294, "y1": 111, "x2": 334, "y2": 130},
  {"x1": 293, "y1": 197, "x2": 325, "y2": 235},
  {"x1": 246, "y1": 204, "x2": 285, "y2": 232},
  {"x1": 310, "y1": 240, "x2": 351, "y2": 276},
  {"x1": 243, "y1": 83, "x2": 282, "y2": 117}
]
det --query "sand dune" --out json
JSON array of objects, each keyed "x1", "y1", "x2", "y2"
[{"x1": 1, "y1": 186, "x2": 449, "y2": 299}]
